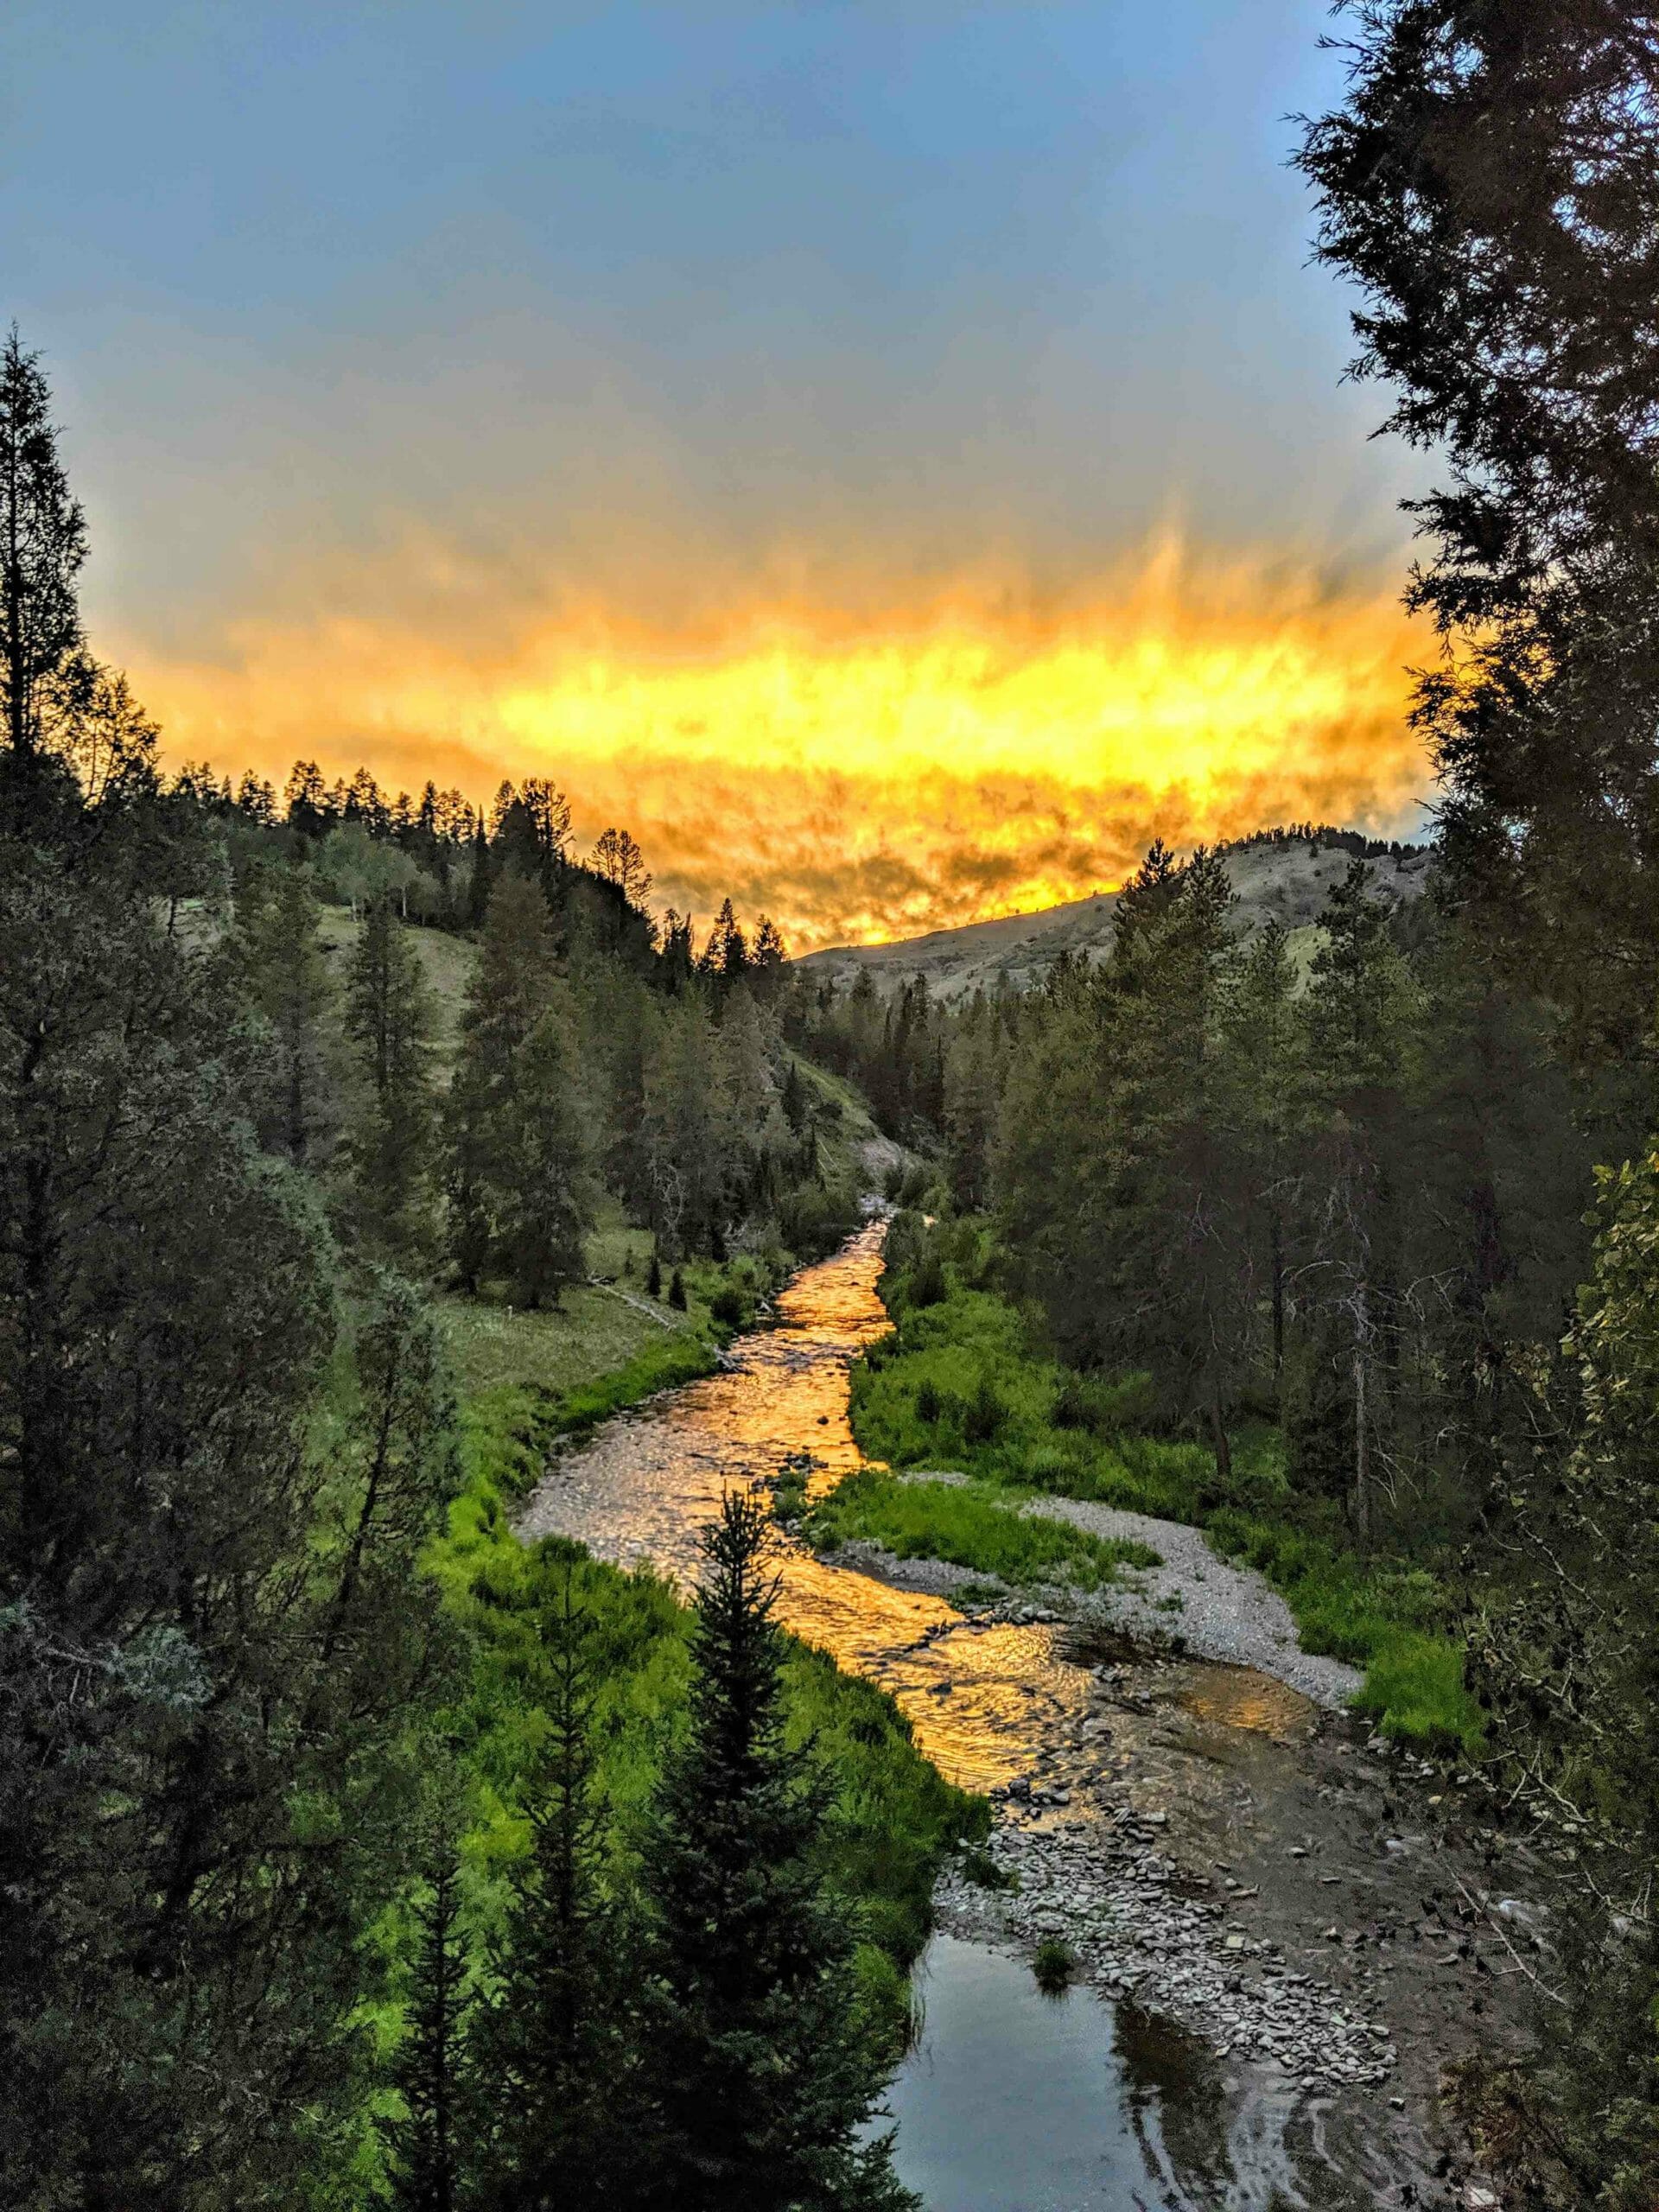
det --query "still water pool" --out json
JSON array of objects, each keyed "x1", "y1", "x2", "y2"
[{"x1": 887, "y1": 1936, "x2": 1299, "y2": 2212}]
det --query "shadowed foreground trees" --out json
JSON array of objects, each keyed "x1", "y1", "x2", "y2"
[{"x1": 0, "y1": 771, "x2": 454, "y2": 2209}]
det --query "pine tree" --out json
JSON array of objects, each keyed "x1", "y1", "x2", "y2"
[
  {"x1": 444, "y1": 874, "x2": 556, "y2": 1292},
  {"x1": 232, "y1": 859, "x2": 340, "y2": 1167},
  {"x1": 499, "y1": 996, "x2": 596, "y2": 1309},
  {"x1": 643, "y1": 995, "x2": 730, "y2": 1254},
  {"x1": 0, "y1": 327, "x2": 87, "y2": 773},
  {"x1": 381, "y1": 1851, "x2": 474, "y2": 2212},
  {"x1": 0, "y1": 788, "x2": 443, "y2": 2204},
  {"x1": 700, "y1": 897, "x2": 749, "y2": 986},
  {"x1": 1217, "y1": 917, "x2": 1306, "y2": 1387},
  {"x1": 668, "y1": 1267, "x2": 687, "y2": 1312},
  {"x1": 639, "y1": 1491, "x2": 916, "y2": 2212},
  {"x1": 479, "y1": 1562, "x2": 641, "y2": 2209},
  {"x1": 345, "y1": 894, "x2": 439, "y2": 1262},
  {"x1": 1301, "y1": 861, "x2": 1421, "y2": 1547}
]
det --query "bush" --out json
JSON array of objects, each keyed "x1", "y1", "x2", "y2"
[
  {"x1": 963, "y1": 1372, "x2": 1005, "y2": 1444},
  {"x1": 709, "y1": 1284, "x2": 747, "y2": 1329},
  {"x1": 1031, "y1": 1938, "x2": 1077, "y2": 1994},
  {"x1": 905, "y1": 1249, "x2": 946, "y2": 1310}
]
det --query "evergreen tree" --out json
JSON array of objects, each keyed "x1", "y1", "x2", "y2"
[
  {"x1": 1458, "y1": 1144, "x2": 1659, "y2": 2203},
  {"x1": 700, "y1": 897, "x2": 749, "y2": 986},
  {"x1": 345, "y1": 893, "x2": 439, "y2": 1262},
  {"x1": 1298, "y1": 3, "x2": 1659, "y2": 1067},
  {"x1": 0, "y1": 785, "x2": 446, "y2": 2205},
  {"x1": 643, "y1": 995, "x2": 729, "y2": 1255},
  {"x1": 479, "y1": 1562, "x2": 641, "y2": 2209},
  {"x1": 638, "y1": 1491, "x2": 916, "y2": 2212},
  {"x1": 1217, "y1": 918, "x2": 1306, "y2": 1385},
  {"x1": 499, "y1": 995, "x2": 597, "y2": 1309},
  {"x1": 382, "y1": 1849, "x2": 474, "y2": 2212},
  {"x1": 232, "y1": 859, "x2": 340, "y2": 1168},
  {"x1": 1300, "y1": 861, "x2": 1421, "y2": 1545},
  {"x1": 444, "y1": 874, "x2": 557, "y2": 1292},
  {"x1": 0, "y1": 327, "x2": 87, "y2": 773},
  {"x1": 591, "y1": 824, "x2": 652, "y2": 909}
]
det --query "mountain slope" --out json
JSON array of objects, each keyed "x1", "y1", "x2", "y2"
[{"x1": 798, "y1": 835, "x2": 1433, "y2": 1000}]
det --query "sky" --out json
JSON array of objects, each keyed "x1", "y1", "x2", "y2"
[{"x1": 0, "y1": 1, "x2": 1431, "y2": 949}]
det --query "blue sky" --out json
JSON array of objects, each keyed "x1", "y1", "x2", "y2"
[{"x1": 2, "y1": 2, "x2": 1414, "y2": 632}]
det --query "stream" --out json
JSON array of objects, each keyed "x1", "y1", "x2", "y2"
[{"x1": 520, "y1": 1220, "x2": 1514, "y2": 2212}]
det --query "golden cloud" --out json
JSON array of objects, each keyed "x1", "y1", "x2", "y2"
[{"x1": 118, "y1": 532, "x2": 1427, "y2": 951}]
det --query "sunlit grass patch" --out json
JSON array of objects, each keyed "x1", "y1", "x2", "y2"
[
  {"x1": 1205, "y1": 1509, "x2": 1482, "y2": 1753},
  {"x1": 807, "y1": 1469, "x2": 1158, "y2": 1590}
]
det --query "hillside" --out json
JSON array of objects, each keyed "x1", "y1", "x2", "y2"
[{"x1": 798, "y1": 834, "x2": 1433, "y2": 1000}]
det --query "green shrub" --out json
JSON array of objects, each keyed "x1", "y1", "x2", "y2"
[
  {"x1": 963, "y1": 1372, "x2": 1005, "y2": 1444},
  {"x1": 1032, "y1": 1938, "x2": 1077, "y2": 1994}
]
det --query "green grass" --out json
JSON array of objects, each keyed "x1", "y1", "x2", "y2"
[
  {"x1": 436, "y1": 1217, "x2": 785, "y2": 1418},
  {"x1": 1205, "y1": 1509, "x2": 1484, "y2": 1751},
  {"x1": 852, "y1": 1279, "x2": 1247, "y2": 1520},
  {"x1": 852, "y1": 1217, "x2": 1483, "y2": 1754},
  {"x1": 806, "y1": 1468, "x2": 1158, "y2": 1591}
]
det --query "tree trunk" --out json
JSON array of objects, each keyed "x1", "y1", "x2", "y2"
[
  {"x1": 1351, "y1": 1294, "x2": 1372, "y2": 1554},
  {"x1": 1209, "y1": 1392, "x2": 1232, "y2": 1486}
]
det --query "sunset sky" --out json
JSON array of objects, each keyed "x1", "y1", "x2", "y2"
[{"x1": 2, "y1": 2, "x2": 1431, "y2": 949}]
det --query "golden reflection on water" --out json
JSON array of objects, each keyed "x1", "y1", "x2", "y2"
[
  {"x1": 519, "y1": 1218, "x2": 1095, "y2": 1794},
  {"x1": 1176, "y1": 1672, "x2": 1316, "y2": 1745}
]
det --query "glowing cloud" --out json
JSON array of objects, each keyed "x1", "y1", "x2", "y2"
[{"x1": 118, "y1": 534, "x2": 1428, "y2": 951}]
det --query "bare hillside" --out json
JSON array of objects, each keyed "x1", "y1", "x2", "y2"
[{"x1": 798, "y1": 835, "x2": 1433, "y2": 1001}]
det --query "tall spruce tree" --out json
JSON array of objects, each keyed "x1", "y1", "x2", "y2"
[
  {"x1": 445, "y1": 874, "x2": 556, "y2": 1291},
  {"x1": 0, "y1": 786, "x2": 451, "y2": 2204},
  {"x1": 444, "y1": 874, "x2": 595, "y2": 1302},
  {"x1": 479, "y1": 1560, "x2": 641, "y2": 2209},
  {"x1": 1298, "y1": 3, "x2": 1659, "y2": 1070},
  {"x1": 346, "y1": 893, "x2": 439, "y2": 1262},
  {"x1": 499, "y1": 995, "x2": 596, "y2": 1310},
  {"x1": 232, "y1": 858, "x2": 340, "y2": 1168},
  {"x1": 0, "y1": 327, "x2": 87, "y2": 773},
  {"x1": 1300, "y1": 861, "x2": 1421, "y2": 1545},
  {"x1": 639, "y1": 1491, "x2": 916, "y2": 2212},
  {"x1": 382, "y1": 1848, "x2": 474, "y2": 2212}
]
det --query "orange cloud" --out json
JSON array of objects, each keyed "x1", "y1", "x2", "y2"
[{"x1": 117, "y1": 532, "x2": 1427, "y2": 951}]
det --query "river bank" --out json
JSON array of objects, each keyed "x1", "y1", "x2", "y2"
[{"x1": 517, "y1": 1222, "x2": 1543, "y2": 2210}]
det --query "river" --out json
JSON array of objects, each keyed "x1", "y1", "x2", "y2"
[{"x1": 519, "y1": 1221, "x2": 1507, "y2": 2211}]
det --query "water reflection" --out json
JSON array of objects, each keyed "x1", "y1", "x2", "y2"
[
  {"x1": 887, "y1": 1938, "x2": 1301, "y2": 2212},
  {"x1": 520, "y1": 1220, "x2": 1098, "y2": 1795}
]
